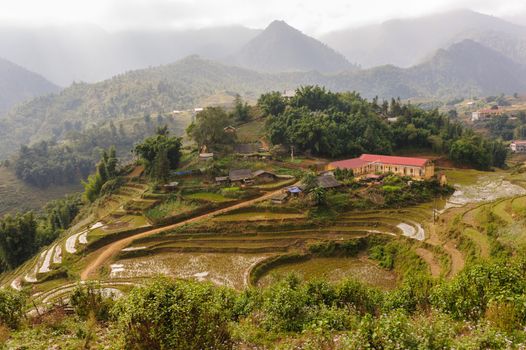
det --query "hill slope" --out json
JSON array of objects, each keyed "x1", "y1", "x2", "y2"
[
  {"x1": 231, "y1": 20, "x2": 355, "y2": 73},
  {"x1": 322, "y1": 9, "x2": 526, "y2": 68},
  {"x1": 0, "y1": 57, "x2": 59, "y2": 115},
  {"x1": 2, "y1": 43, "x2": 525, "y2": 158}
]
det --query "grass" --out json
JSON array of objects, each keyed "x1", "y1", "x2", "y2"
[
  {"x1": 463, "y1": 228, "x2": 490, "y2": 258},
  {"x1": 236, "y1": 118, "x2": 266, "y2": 142},
  {"x1": 146, "y1": 198, "x2": 200, "y2": 220},
  {"x1": 185, "y1": 192, "x2": 234, "y2": 203},
  {"x1": 214, "y1": 211, "x2": 306, "y2": 222},
  {"x1": 0, "y1": 166, "x2": 82, "y2": 217},
  {"x1": 257, "y1": 256, "x2": 397, "y2": 290}
]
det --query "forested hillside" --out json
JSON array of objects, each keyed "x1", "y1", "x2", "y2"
[
  {"x1": 0, "y1": 57, "x2": 59, "y2": 115},
  {"x1": 2, "y1": 44, "x2": 525, "y2": 159}
]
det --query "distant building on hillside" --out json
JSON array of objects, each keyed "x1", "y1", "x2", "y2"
[
  {"x1": 471, "y1": 108, "x2": 502, "y2": 121},
  {"x1": 510, "y1": 140, "x2": 526, "y2": 153},
  {"x1": 327, "y1": 154, "x2": 434, "y2": 179}
]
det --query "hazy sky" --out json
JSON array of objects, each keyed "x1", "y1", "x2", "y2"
[{"x1": 2, "y1": 0, "x2": 526, "y2": 35}]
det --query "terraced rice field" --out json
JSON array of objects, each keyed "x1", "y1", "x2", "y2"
[
  {"x1": 110, "y1": 204, "x2": 434, "y2": 289},
  {"x1": 185, "y1": 192, "x2": 234, "y2": 202},
  {"x1": 110, "y1": 253, "x2": 270, "y2": 289},
  {"x1": 257, "y1": 256, "x2": 397, "y2": 290}
]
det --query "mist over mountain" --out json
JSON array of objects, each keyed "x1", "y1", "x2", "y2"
[
  {"x1": 0, "y1": 57, "x2": 59, "y2": 115},
  {"x1": 322, "y1": 9, "x2": 526, "y2": 68},
  {"x1": 0, "y1": 24, "x2": 260, "y2": 85},
  {"x1": 230, "y1": 20, "x2": 356, "y2": 73}
]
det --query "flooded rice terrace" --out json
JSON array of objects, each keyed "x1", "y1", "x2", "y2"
[
  {"x1": 443, "y1": 170, "x2": 526, "y2": 210},
  {"x1": 110, "y1": 253, "x2": 270, "y2": 289},
  {"x1": 257, "y1": 256, "x2": 397, "y2": 290}
]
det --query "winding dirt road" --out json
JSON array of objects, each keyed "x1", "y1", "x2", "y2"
[{"x1": 80, "y1": 189, "x2": 285, "y2": 280}]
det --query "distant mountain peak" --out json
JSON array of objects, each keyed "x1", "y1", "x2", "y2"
[{"x1": 230, "y1": 20, "x2": 355, "y2": 73}]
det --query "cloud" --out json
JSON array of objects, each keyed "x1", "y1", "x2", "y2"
[{"x1": 1, "y1": 0, "x2": 526, "y2": 35}]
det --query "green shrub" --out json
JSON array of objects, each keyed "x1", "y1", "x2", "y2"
[
  {"x1": 112, "y1": 278, "x2": 234, "y2": 350},
  {"x1": 0, "y1": 288, "x2": 25, "y2": 329},
  {"x1": 70, "y1": 282, "x2": 115, "y2": 322}
]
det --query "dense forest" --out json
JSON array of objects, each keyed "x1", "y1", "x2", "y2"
[
  {"x1": 261, "y1": 86, "x2": 508, "y2": 169},
  {"x1": 0, "y1": 195, "x2": 81, "y2": 272},
  {"x1": 12, "y1": 114, "x2": 185, "y2": 188}
]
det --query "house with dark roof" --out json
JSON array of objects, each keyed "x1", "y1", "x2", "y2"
[
  {"x1": 228, "y1": 169, "x2": 254, "y2": 183},
  {"x1": 252, "y1": 170, "x2": 277, "y2": 183},
  {"x1": 327, "y1": 154, "x2": 434, "y2": 179},
  {"x1": 316, "y1": 175, "x2": 342, "y2": 189}
]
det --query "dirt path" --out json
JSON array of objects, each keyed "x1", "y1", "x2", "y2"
[
  {"x1": 426, "y1": 222, "x2": 465, "y2": 278},
  {"x1": 415, "y1": 248, "x2": 441, "y2": 277},
  {"x1": 444, "y1": 241, "x2": 465, "y2": 276},
  {"x1": 80, "y1": 189, "x2": 285, "y2": 280}
]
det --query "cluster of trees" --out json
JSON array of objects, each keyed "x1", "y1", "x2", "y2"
[
  {"x1": 134, "y1": 126, "x2": 182, "y2": 182},
  {"x1": 14, "y1": 141, "x2": 93, "y2": 188},
  {"x1": 261, "y1": 86, "x2": 508, "y2": 169},
  {"x1": 0, "y1": 195, "x2": 81, "y2": 272},
  {"x1": 12, "y1": 114, "x2": 182, "y2": 188},
  {"x1": 186, "y1": 107, "x2": 237, "y2": 151},
  {"x1": 82, "y1": 147, "x2": 119, "y2": 202}
]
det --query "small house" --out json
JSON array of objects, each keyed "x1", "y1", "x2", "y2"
[
  {"x1": 511, "y1": 140, "x2": 526, "y2": 153},
  {"x1": 271, "y1": 192, "x2": 289, "y2": 204},
  {"x1": 316, "y1": 175, "x2": 342, "y2": 189},
  {"x1": 286, "y1": 186, "x2": 303, "y2": 196},
  {"x1": 252, "y1": 170, "x2": 277, "y2": 183},
  {"x1": 199, "y1": 153, "x2": 214, "y2": 161},
  {"x1": 163, "y1": 181, "x2": 179, "y2": 192},
  {"x1": 215, "y1": 176, "x2": 229, "y2": 185},
  {"x1": 229, "y1": 169, "x2": 254, "y2": 184}
]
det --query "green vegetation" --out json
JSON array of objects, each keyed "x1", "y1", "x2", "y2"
[
  {"x1": 262, "y1": 86, "x2": 507, "y2": 169},
  {"x1": 82, "y1": 146, "x2": 119, "y2": 202},
  {"x1": 186, "y1": 107, "x2": 236, "y2": 150},
  {"x1": 0, "y1": 195, "x2": 82, "y2": 272},
  {"x1": 14, "y1": 141, "x2": 93, "y2": 188},
  {"x1": 133, "y1": 126, "x2": 182, "y2": 182}
]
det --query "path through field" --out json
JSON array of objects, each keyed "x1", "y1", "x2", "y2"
[{"x1": 80, "y1": 188, "x2": 286, "y2": 280}]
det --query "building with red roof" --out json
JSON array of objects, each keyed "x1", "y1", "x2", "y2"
[{"x1": 327, "y1": 154, "x2": 434, "y2": 179}]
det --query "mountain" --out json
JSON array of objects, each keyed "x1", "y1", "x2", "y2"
[
  {"x1": 321, "y1": 9, "x2": 526, "y2": 68},
  {"x1": 0, "y1": 57, "x2": 59, "y2": 115},
  {"x1": 230, "y1": 20, "x2": 356, "y2": 73},
  {"x1": 2, "y1": 42, "x2": 526, "y2": 159},
  {"x1": 0, "y1": 56, "x2": 302, "y2": 158},
  {"x1": 0, "y1": 24, "x2": 260, "y2": 85}
]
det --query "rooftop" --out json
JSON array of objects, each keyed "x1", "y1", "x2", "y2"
[
  {"x1": 359, "y1": 154, "x2": 429, "y2": 167},
  {"x1": 316, "y1": 175, "x2": 342, "y2": 189},
  {"x1": 229, "y1": 169, "x2": 254, "y2": 181},
  {"x1": 329, "y1": 158, "x2": 370, "y2": 169}
]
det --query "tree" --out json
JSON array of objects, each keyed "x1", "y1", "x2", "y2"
[
  {"x1": 232, "y1": 94, "x2": 250, "y2": 122},
  {"x1": 186, "y1": 107, "x2": 235, "y2": 149},
  {"x1": 134, "y1": 127, "x2": 182, "y2": 180},
  {"x1": 310, "y1": 187, "x2": 327, "y2": 206},
  {"x1": 258, "y1": 91, "x2": 286, "y2": 116}
]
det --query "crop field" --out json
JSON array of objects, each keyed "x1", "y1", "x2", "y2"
[
  {"x1": 185, "y1": 192, "x2": 234, "y2": 202},
  {"x1": 257, "y1": 255, "x2": 397, "y2": 290}
]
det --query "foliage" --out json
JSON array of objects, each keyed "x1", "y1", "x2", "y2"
[
  {"x1": 70, "y1": 282, "x2": 114, "y2": 322},
  {"x1": 0, "y1": 288, "x2": 25, "y2": 329},
  {"x1": 134, "y1": 126, "x2": 182, "y2": 182},
  {"x1": 82, "y1": 146, "x2": 119, "y2": 202},
  {"x1": 186, "y1": 107, "x2": 236, "y2": 150},
  {"x1": 14, "y1": 141, "x2": 93, "y2": 188},
  {"x1": 112, "y1": 278, "x2": 234, "y2": 350},
  {"x1": 262, "y1": 86, "x2": 507, "y2": 168}
]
